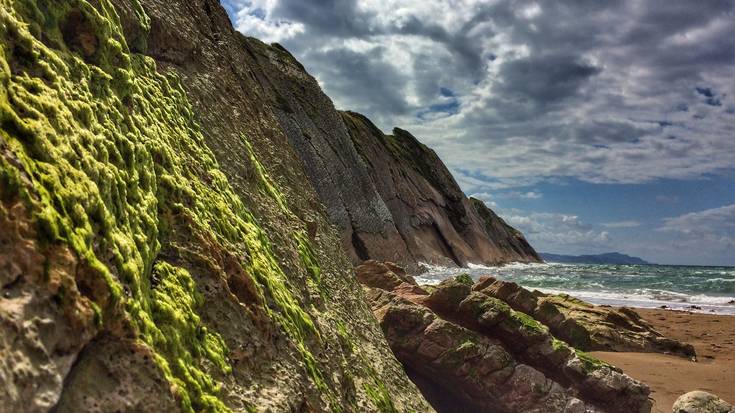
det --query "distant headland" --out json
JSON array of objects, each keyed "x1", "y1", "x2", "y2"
[{"x1": 540, "y1": 252, "x2": 651, "y2": 265}]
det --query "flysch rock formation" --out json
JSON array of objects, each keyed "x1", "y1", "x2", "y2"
[
  {"x1": 242, "y1": 28, "x2": 542, "y2": 273},
  {"x1": 0, "y1": 0, "x2": 673, "y2": 413},
  {"x1": 339, "y1": 111, "x2": 541, "y2": 271},
  {"x1": 356, "y1": 260, "x2": 704, "y2": 413},
  {"x1": 474, "y1": 276, "x2": 696, "y2": 358},
  {"x1": 0, "y1": 0, "x2": 433, "y2": 411}
]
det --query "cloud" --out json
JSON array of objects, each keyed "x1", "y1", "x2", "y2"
[
  {"x1": 601, "y1": 221, "x2": 641, "y2": 228},
  {"x1": 658, "y1": 204, "x2": 735, "y2": 253},
  {"x1": 468, "y1": 192, "x2": 497, "y2": 208},
  {"x1": 503, "y1": 211, "x2": 612, "y2": 250},
  {"x1": 499, "y1": 190, "x2": 543, "y2": 200},
  {"x1": 223, "y1": 0, "x2": 735, "y2": 188},
  {"x1": 493, "y1": 54, "x2": 601, "y2": 108}
]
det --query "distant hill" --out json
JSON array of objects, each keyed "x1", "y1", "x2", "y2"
[{"x1": 540, "y1": 252, "x2": 651, "y2": 265}]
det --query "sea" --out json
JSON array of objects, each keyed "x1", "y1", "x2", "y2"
[{"x1": 415, "y1": 262, "x2": 735, "y2": 315}]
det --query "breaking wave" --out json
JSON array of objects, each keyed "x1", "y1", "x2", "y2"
[{"x1": 415, "y1": 261, "x2": 735, "y2": 314}]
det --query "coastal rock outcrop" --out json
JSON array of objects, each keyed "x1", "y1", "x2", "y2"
[
  {"x1": 673, "y1": 391, "x2": 734, "y2": 413},
  {"x1": 0, "y1": 0, "x2": 432, "y2": 411},
  {"x1": 474, "y1": 276, "x2": 696, "y2": 358},
  {"x1": 0, "y1": 0, "x2": 674, "y2": 412},
  {"x1": 338, "y1": 111, "x2": 541, "y2": 271},
  {"x1": 358, "y1": 262, "x2": 653, "y2": 413}
]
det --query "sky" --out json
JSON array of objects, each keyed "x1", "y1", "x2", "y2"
[{"x1": 221, "y1": 0, "x2": 735, "y2": 266}]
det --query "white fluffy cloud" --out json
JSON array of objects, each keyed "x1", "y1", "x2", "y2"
[
  {"x1": 659, "y1": 204, "x2": 735, "y2": 253},
  {"x1": 502, "y1": 191, "x2": 542, "y2": 199},
  {"x1": 505, "y1": 211, "x2": 612, "y2": 251},
  {"x1": 471, "y1": 192, "x2": 611, "y2": 253},
  {"x1": 602, "y1": 221, "x2": 642, "y2": 229}
]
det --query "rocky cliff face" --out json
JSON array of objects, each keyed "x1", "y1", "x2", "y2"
[
  {"x1": 0, "y1": 0, "x2": 432, "y2": 411},
  {"x1": 229, "y1": 26, "x2": 540, "y2": 271},
  {"x1": 339, "y1": 111, "x2": 541, "y2": 271}
]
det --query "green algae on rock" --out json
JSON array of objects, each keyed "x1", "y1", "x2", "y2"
[
  {"x1": 0, "y1": 0, "x2": 354, "y2": 410},
  {"x1": 358, "y1": 263, "x2": 654, "y2": 413},
  {"x1": 146, "y1": 262, "x2": 232, "y2": 412}
]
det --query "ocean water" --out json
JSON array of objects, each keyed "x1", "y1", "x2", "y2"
[{"x1": 415, "y1": 262, "x2": 735, "y2": 315}]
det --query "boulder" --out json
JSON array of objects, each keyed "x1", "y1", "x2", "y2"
[
  {"x1": 355, "y1": 260, "x2": 420, "y2": 290},
  {"x1": 673, "y1": 391, "x2": 734, "y2": 413}
]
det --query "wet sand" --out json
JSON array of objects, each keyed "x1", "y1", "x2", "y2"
[{"x1": 591, "y1": 308, "x2": 735, "y2": 413}]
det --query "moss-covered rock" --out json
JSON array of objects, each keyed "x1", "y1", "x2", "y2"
[
  {"x1": 0, "y1": 0, "x2": 433, "y2": 411},
  {"x1": 476, "y1": 277, "x2": 695, "y2": 358},
  {"x1": 358, "y1": 261, "x2": 652, "y2": 413}
]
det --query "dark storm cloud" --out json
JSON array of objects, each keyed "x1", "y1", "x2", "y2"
[
  {"x1": 493, "y1": 55, "x2": 601, "y2": 108},
  {"x1": 272, "y1": 0, "x2": 374, "y2": 37},
  {"x1": 302, "y1": 46, "x2": 411, "y2": 117}
]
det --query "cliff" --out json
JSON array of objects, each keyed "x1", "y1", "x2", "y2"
[
  {"x1": 0, "y1": 1, "x2": 592, "y2": 413},
  {"x1": 233, "y1": 29, "x2": 540, "y2": 271},
  {"x1": 340, "y1": 111, "x2": 541, "y2": 270},
  {"x1": 0, "y1": 0, "x2": 431, "y2": 411}
]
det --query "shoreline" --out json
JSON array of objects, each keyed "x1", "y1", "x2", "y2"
[
  {"x1": 560, "y1": 294, "x2": 735, "y2": 316},
  {"x1": 413, "y1": 263, "x2": 735, "y2": 411},
  {"x1": 593, "y1": 308, "x2": 735, "y2": 413},
  {"x1": 415, "y1": 261, "x2": 735, "y2": 315}
]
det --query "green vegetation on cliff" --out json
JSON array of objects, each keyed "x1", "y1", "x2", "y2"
[{"x1": 0, "y1": 0, "x2": 331, "y2": 410}]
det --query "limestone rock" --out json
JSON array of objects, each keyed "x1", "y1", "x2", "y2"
[
  {"x1": 359, "y1": 263, "x2": 653, "y2": 413},
  {"x1": 475, "y1": 277, "x2": 696, "y2": 357},
  {"x1": 0, "y1": 0, "x2": 433, "y2": 411},
  {"x1": 367, "y1": 288, "x2": 594, "y2": 413},
  {"x1": 673, "y1": 391, "x2": 734, "y2": 413},
  {"x1": 338, "y1": 112, "x2": 541, "y2": 271},
  {"x1": 355, "y1": 260, "x2": 420, "y2": 290}
]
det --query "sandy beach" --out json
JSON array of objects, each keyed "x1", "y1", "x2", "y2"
[{"x1": 591, "y1": 308, "x2": 735, "y2": 413}]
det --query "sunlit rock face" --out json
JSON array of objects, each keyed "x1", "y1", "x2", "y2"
[{"x1": 0, "y1": 0, "x2": 433, "y2": 411}]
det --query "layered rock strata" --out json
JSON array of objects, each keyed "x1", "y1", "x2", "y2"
[
  {"x1": 338, "y1": 111, "x2": 541, "y2": 271},
  {"x1": 474, "y1": 276, "x2": 696, "y2": 358},
  {"x1": 0, "y1": 0, "x2": 432, "y2": 411},
  {"x1": 357, "y1": 261, "x2": 654, "y2": 413}
]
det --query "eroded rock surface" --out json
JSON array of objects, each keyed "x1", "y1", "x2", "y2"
[
  {"x1": 339, "y1": 111, "x2": 541, "y2": 271},
  {"x1": 474, "y1": 276, "x2": 696, "y2": 357},
  {"x1": 0, "y1": 0, "x2": 432, "y2": 411},
  {"x1": 357, "y1": 261, "x2": 653, "y2": 413},
  {"x1": 673, "y1": 391, "x2": 734, "y2": 413},
  {"x1": 369, "y1": 288, "x2": 589, "y2": 413}
]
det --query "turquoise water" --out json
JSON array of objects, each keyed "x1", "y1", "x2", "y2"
[{"x1": 415, "y1": 262, "x2": 735, "y2": 314}]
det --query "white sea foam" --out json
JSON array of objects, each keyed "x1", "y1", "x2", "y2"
[
  {"x1": 467, "y1": 261, "x2": 562, "y2": 271},
  {"x1": 413, "y1": 261, "x2": 735, "y2": 314},
  {"x1": 413, "y1": 276, "x2": 442, "y2": 286},
  {"x1": 532, "y1": 287, "x2": 735, "y2": 315}
]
